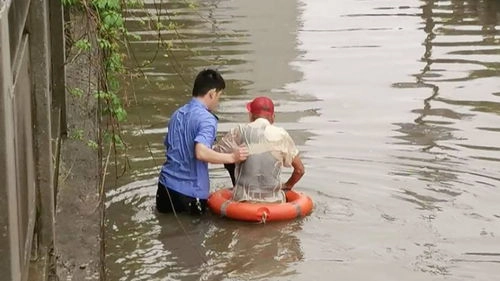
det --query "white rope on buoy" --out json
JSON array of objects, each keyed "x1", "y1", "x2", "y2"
[{"x1": 260, "y1": 211, "x2": 268, "y2": 224}]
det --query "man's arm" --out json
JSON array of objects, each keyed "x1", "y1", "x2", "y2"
[
  {"x1": 213, "y1": 127, "x2": 240, "y2": 153},
  {"x1": 195, "y1": 143, "x2": 248, "y2": 164},
  {"x1": 195, "y1": 117, "x2": 247, "y2": 164},
  {"x1": 282, "y1": 155, "x2": 305, "y2": 190},
  {"x1": 212, "y1": 127, "x2": 242, "y2": 185},
  {"x1": 281, "y1": 131, "x2": 304, "y2": 190}
]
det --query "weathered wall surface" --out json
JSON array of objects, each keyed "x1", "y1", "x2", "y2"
[{"x1": 0, "y1": 1, "x2": 102, "y2": 280}]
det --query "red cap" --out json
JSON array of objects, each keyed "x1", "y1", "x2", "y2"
[{"x1": 246, "y1": 96, "x2": 275, "y2": 116}]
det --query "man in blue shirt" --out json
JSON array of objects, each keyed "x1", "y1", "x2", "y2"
[{"x1": 157, "y1": 69, "x2": 248, "y2": 215}]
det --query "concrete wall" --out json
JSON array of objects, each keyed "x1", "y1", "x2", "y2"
[{"x1": 0, "y1": 0, "x2": 65, "y2": 280}]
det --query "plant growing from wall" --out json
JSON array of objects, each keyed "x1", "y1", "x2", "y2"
[
  {"x1": 61, "y1": 0, "x2": 203, "y2": 178},
  {"x1": 61, "y1": 0, "x2": 144, "y2": 174}
]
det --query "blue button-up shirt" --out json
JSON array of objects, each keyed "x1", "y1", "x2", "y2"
[{"x1": 158, "y1": 98, "x2": 217, "y2": 199}]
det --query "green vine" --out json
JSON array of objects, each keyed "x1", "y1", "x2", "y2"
[
  {"x1": 61, "y1": 0, "x2": 140, "y2": 154},
  {"x1": 61, "y1": 0, "x2": 203, "y2": 176}
]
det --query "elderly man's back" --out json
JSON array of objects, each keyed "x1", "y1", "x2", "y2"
[
  {"x1": 215, "y1": 117, "x2": 299, "y2": 203},
  {"x1": 215, "y1": 96, "x2": 305, "y2": 203}
]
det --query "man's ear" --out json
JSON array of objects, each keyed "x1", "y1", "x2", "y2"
[{"x1": 207, "y1": 89, "x2": 216, "y2": 99}]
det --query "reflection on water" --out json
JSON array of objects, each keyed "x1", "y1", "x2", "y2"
[
  {"x1": 156, "y1": 216, "x2": 303, "y2": 281},
  {"x1": 106, "y1": 179, "x2": 303, "y2": 281},
  {"x1": 107, "y1": 0, "x2": 500, "y2": 280},
  {"x1": 388, "y1": 1, "x2": 500, "y2": 279},
  {"x1": 392, "y1": 0, "x2": 500, "y2": 192}
]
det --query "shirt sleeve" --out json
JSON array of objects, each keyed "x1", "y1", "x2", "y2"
[
  {"x1": 213, "y1": 126, "x2": 240, "y2": 153},
  {"x1": 194, "y1": 116, "x2": 217, "y2": 148},
  {"x1": 282, "y1": 132, "x2": 299, "y2": 167}
]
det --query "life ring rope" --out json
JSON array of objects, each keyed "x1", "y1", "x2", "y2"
[
  {"x1": 208, "y1": 188, "x2": 313, "y2": 222},
  {"x1": 261, "y1": 211, "x2": 268, "y2": 224}
]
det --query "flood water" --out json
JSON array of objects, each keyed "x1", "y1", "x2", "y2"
[{"x1": 105, "y1": 0, "x2": 500, "y2": 280}]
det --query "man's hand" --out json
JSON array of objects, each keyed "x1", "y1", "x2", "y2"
[
  {"x1": 196, "y1": 143, "x2": 246, "y2": 164},
  {"x1": 232, "y1": 145, "x2": 249, "y2": 163}
]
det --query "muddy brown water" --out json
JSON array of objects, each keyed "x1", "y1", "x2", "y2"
[{"x1": 105, "y1": 0, "x2": 500, "y2": 280}]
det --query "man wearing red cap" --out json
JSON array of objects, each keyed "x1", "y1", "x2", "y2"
[{"x1": 214, "y1": 96, "x2": 305, "y2": 203}]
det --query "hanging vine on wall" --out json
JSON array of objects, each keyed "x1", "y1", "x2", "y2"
[
  {"x1": 61, "y1": 0, "x2": 184, "y2": 145},
  {"x1": 63, "y1": 0, "x2": 133, "y2": 136},
  {"x1": 61, "y1": 0, "x2": 147, "y2": 179},
  {"x1": 60, "y1": 0, "x2": 207, "y2": 178}
]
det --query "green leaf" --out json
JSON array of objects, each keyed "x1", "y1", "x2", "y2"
[
  {"x1": 87, "y1": 140, "x2": 99, "y2": 150},
  {"x1": 102, "y1": 11, "x2": 124, "y2": 29},
  {"x1": 126, "y1": 31, "x2": 141, "y2": 41},
  {"x1": 70, "y1": 129, "x2": 84, "y2": 141},
  {"x1": 74, "y1": 39, "x2": 91, "y2": 51},
  {"x1": 92, "y1": 0, "x2": 120, "y2": 10},
  {"x1": 97, "y1": 38, "x2": 112, "y2": 50},
  {"x1": 69, "y1": 87, "x2": 84, "y2": 97}
]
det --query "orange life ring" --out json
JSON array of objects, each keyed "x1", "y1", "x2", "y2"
[{"x1": 208, "y1": 188, "x2": 313, "y2": 222}]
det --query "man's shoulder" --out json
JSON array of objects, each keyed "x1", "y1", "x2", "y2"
[
  {"x1": 268, "y1": 124, "x2": 290, "y2": 137},
  {"x1": 196, "y1": 109, "x2": 217, "y2": 123},
  {"x1": 172, "y1": 102, "x2": 190, "y2": 116},
  {"x1": 170, "y1": 103, "x2": 215, "y2": 124},
  {"x1": 261, "y1": 123, "x2": 294, "y2": 144},
  {"x1": 185, "y1": 104, "x2": 216, "y2": 122}
]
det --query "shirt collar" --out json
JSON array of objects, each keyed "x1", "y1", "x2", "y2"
[
  {"x1": 190, "y1": 98, "x2": 219, "y2": 119},
  {"x1": 190, "y1": 98, "x2": 208, "y2": 109},
  {"x1": 253, "y1": 118, "x2": 271, "y2": 125}
]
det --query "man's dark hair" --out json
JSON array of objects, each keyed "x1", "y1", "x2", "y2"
[{"x1": 192, "y1": 69, "x2": 226, "y2": 97}]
